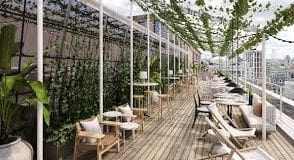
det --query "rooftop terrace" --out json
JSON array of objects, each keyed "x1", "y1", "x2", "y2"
[
  {"x1": 1, "y1": 0, "x2": 294, "y2": 160},
  {"x1": 65, "y1": 84, "x2": 294, "y2": 160}
]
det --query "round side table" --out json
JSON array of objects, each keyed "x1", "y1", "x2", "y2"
[
  {"x1": 103, "y1": 111, "x2": 122, "y2": 132},
  {"x1": 120, "y1": 122, "x2": 139, "y2": 147}
]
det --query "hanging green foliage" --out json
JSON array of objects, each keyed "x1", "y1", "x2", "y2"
[
  {"x1": 0, "y1": 25, "x2": 19, "y2": 69},
  {"x1": 234, "y1": 4, "x2": 294, "y2": 56}
]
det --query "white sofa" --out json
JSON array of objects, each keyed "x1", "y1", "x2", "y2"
[{"x1": 239, "y1": 94, "x2": 277, "y2": 133}]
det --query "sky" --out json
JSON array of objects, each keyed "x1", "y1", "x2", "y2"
[{"x1": 102, "y1": 0, "x2": 294, "y2": 59}]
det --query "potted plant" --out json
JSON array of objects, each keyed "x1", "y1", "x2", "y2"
[
  {"x1": 248, "y1": 86, "x2": 253, "y2": 105},
  {"x1": 0, "y1": 24, "x2": 50, "y2": 160},
  {"x1": 149, "y1": 56, "x2": 163, "y2": 89}
]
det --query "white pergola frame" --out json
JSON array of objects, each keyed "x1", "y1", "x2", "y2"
[
  {"x1": 37, "y1": 0, "x2": 43, "y2": 159},
  {"x1": 35, "y1": 0, "x2": 201, "y2": 159}
]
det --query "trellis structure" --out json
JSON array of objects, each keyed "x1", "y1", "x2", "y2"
[
  {"x1": 2, "y1": 0, "x2": 294, "y2": 159},
  {"x1": 0, "y1": 0, "x2": 198, "y2": 159}
]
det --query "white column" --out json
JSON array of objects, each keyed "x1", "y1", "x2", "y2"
[
  {"x1": 219, "y1": 56, "x2": 221, "y2": 71},
  {"x1": 236, "y1": 55, "x2": 238, "y2": 84},
  {"x1": 173, "y1": 35, "x2": 176, "y2": 85},
  {"x1": 167, "y1": 30, "x2": 170, "y2": 86},
  {"x1": 159, "y1": 23, "x2": 162, "y2": 94},
  {"x1": 280, "y1": 86, "x2": 283, "y2": 121},
  {"x1": 37, "y1": 0, "x2": 43, "y2": 159},
  {"x1": 130, "y1": 0, "x2": 134, "y2": 108},
  {"x1": 226, "y1": 54, "x2": 228, "y2": 73},
  {"x1": 99, "y1": 0, "x2": 104, "y2": 117},
  {"x1": 178, "y1": 40, "x2": 181, "y2": 71},
  {"x1": 147, "y1": 12, "x2": 150, "y2": 91},
  {"x1": 244, "y1": 52, "x2": 247, "y2": 90},
  {"x1": 262, "y1": 33, "x2": 267, "y2": 141},
  {"x1": 187, "y1": 47, "x2": 190, "y2": 76}
]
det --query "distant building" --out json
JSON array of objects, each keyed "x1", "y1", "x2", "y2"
[
  {"x1": 266, "y1": 59, "x2": 288, "y2": 86},
  {"x1": 133, "y1": 14, "x2": 167, "y2": 38},
  {"x1": 288, "y1": 64, "x2": 294, "y2": 81},
  {"x1": 284, "y1": 81, "x2": 294, "y2": 100},
  {"x1": 245, "y1": 49, "x2": 262, "y2": 85}
]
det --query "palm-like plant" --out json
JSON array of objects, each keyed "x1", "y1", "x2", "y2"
[
  {"x1": 149, "y1": 56, "x2": 163, "y2": 89},
  {"x1": 0, "y1": 25, "x2": 50, "y2": 144}
]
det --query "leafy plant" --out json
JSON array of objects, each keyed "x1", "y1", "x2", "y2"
[
  {"x1": 0, "y1": 24, "x2": 50, "y2": 144},
  {"x1": 190, "y1": 64, "x2": 197, "y2": 74},
  {"x1": 46, "y1": 60, "x2": 99, "y2": 144},
  {"x1": 150, "y1": 56, "x2": 163, "y2": 89},
  {"x1": 0, "y1": 25, "x2": 20, "y2": 69},
  {"x1": 0, "y1": 61, "x2": 50, "y2": 144}
]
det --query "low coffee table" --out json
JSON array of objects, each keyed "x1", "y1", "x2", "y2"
[{"x1": 120, "y1": 122, "x2": 139, "y2": 147}]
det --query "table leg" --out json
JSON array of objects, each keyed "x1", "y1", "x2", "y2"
[
  {"x1": 132, "y1": 129, "x2": 136, "y2": 140},
  {"x1": 227, "y1": 105, "x2": 230, "y2": 118},
  {"x1": 229, "y1": 105, "x2": 233, "y2": 118},
  {"x1": 123, "y1": 129, "x2": 125, "y2": 148},
  {"x1": 106, "y1": 117, "x2": 109, "y2": 133}
]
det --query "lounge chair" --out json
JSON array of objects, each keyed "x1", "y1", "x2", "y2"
[
  {"x1": 197, "y1": 117, "x2": 274, "y2": 160},
  {"x1": 207, "y1": 103, "x2": 256, "y2": 148}
]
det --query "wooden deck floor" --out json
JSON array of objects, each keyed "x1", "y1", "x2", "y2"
[{"x1": 73, "y1": 90, "x2": 294, "y2": 160}]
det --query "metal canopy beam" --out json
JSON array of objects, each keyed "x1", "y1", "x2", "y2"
[{"x1": 78, "y1": 0, "x2": 188, "y2": 54}]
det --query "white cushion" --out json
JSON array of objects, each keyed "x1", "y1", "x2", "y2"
[
  {"x1": 80, "y1": 117, "x2": 102, "y2": 144},
  {"x1": 213, "y1": 143, "x2": 274, "y2": 160},
  {"x1": 151, "y1": 91, "x2": 160, "y2": 104},
  {"x1": 239, "y1": 104, "x2": 276, "y2": 132},
  {"x1": 119, "y1": 104, "x2": 133, "y2": 122},
  {"x1": 197, "y1": 107, "x2": 209, "y2": 112},
  {"x1": 210, "y1": 143, "x2": 231, "y2": 155},
  {"x1": 207, "y1": 129, "x2": 230, "y2": 143},
  {"x1": 200, "y1": 100, "x2": 213, "y2": 105}
]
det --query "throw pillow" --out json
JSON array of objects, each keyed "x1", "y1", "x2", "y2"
[
  {"x1": 151, "y1": 91, "x2": 160, "y2": 105},
  {"x1": 253, "y1": 103, "x2": 262, "y2": 117},
  {"x1": 80, "y1": 117, "x2": 102, "y2": 144},
  {"x1": 119, "y1": 104, "x2": 133, "y2": 122}
]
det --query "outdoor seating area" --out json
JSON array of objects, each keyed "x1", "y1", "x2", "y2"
[
  {"x1": 1, "y1": 0, "x2": 294, "y2": 160},
  {"x1": 62, "y1": 73, "x2": 294, "y2": 160}
]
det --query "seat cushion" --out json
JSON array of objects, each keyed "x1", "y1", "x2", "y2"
[
  {"x1": 80, "y1": 117, "x2": 102, "y2": 144},
  {"x1": 102, "y1": 134, "x2": 118, "y2": 146},
  {"x1": 200, "y1": 100, "x2": 213, "y2": 105},
  {"x1": 239, "y1": 146, "x2": 274, "y2": 160},
  {"x1": 197, "y1": 106, "x2": 209, "y2": 112},
  {"x1": 151, "y1": 91, "x2": 160, "y2": 104}
]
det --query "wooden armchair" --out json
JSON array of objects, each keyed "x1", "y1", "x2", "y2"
[
  {"x1": 115, "y1": 105, "x2": 146, "y2": 131},
  {"x1": 74, "y1": 117, "x2": 121, "y2": 160}
]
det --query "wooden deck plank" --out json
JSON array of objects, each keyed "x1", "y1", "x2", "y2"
[
  {"x1": 138, "y1": 99, "x2": 191, "y2": 160},
  {"x1": 176, "y1": 100, "x2": 197, "y2": 160},
  {"x1": 148, "y1": 95, "x2": 193, "y2": 160},
  {"x1": 159, "y1": 100, "x2": 192, "y2": 160},
  {"x1": 68, "y1": 87, "x2": 294, "y2": 160}
]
